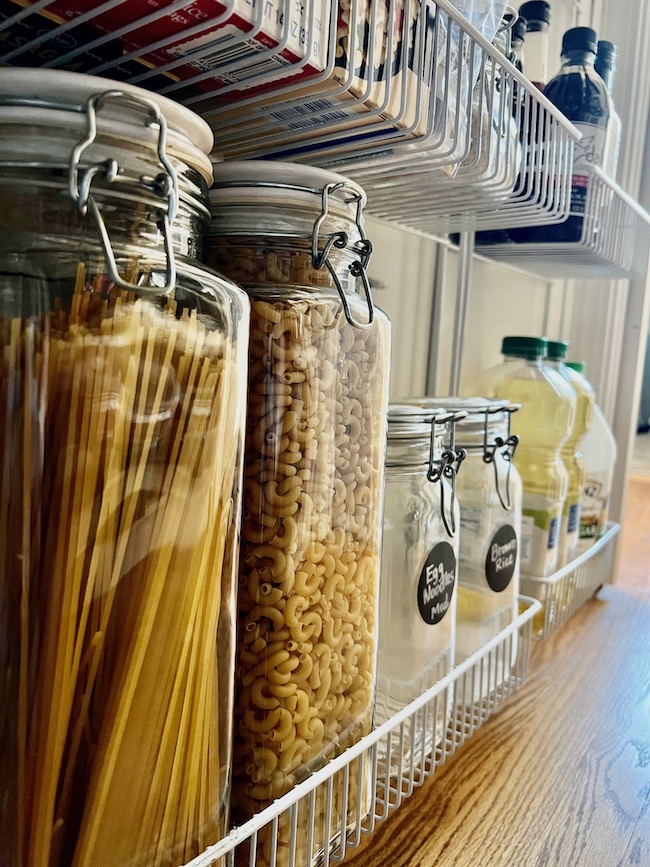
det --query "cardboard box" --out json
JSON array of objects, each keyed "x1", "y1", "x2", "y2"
[
  {"x1": 207, "y1": 0, "x2": 464, "y2": 172},
  {"x1": 32, "y1": 0, "x2": 331, "y2": 96},
  {"x1": 0, "y1": 0, "x2": 169, "y2": 85}
]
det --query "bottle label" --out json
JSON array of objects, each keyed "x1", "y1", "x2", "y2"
[
  {"x1": 580, "y1": 520, "x2": 599, "y2": 540},
  {"x1": 558, "y1": 499, "x2": 581, "y2": 567},
  {"x1": 417, "y1": 541, "x2": 457, "y2": 625},
  {"x1": 570, "y1": 122, "x2": 608, "y2": 216},
  {"x1": 573, "y1": 122, "x2": 608, "y2": 172},
  {"x1": 485, "y1": 525, "x2": 518, "y2": 593},
  {"x1": 520, "y1": 505, "x2": 562, "y2": 577},
  {"x1": 457, "y1": 505, "x2": 483, "y2": 577},
  {"x1": 578, "y1": 471, "x2": 612, "y2": 550},
  {"x1": 519, "y1": 515, "x2": 534, "y2": 566},
  {"x1": 570, "y1": 174, "x2": 590, "y2": 216}
]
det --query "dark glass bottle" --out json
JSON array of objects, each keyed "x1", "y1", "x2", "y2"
[
  {"x1": 511, "y1": 15, "x2": 528, "y2": 73},
  {"x1": 518, "y1": 1, "x2": 551, "y2": 89},
  {"x1": 513, "y1": 27, "x2": 610, "y2": 243},
  {"x1": 595, "y1": 40, "x2": 621, "y2": 178}
]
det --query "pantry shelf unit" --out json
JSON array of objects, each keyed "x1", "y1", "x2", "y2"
[
  {"x1": 178, "y1": 597, "x2": 539, "y2": 867},
  {"x1": 520, "y1": 522, "x2": 620, "y2": 640},
  {"x1": 0, "y1": 0, "x2": 579, "y2": 231},
  {"x1": 475, "y1": 171, "x2": 650, "y2": 279}
]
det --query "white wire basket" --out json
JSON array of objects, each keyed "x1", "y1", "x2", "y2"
[
  {"x1": 176, "y1": 596, "x2": 539, "y2": 867},
  {"x1": 520, "y1": 522, "x2": 620, "y2": 641},
  {"x1": 475, "y1": 171, "x2": 650, "y2": 278},
  {"x1": 0, "y1": 0, "x2": 580, "y2": 231}
]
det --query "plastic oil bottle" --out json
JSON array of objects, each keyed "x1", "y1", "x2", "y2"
[
  {"x1": 565, "y1": 362, "x2": 617, "y2": 551},
  {"x1": 546, "y1": 341, "x2": 594, "y2": 566},
  {"x1": 472, "y1": 336, "x2": 576, "y2": 577}
]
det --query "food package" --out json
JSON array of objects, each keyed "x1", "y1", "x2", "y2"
[
  {"x1": 14, "y1": 0, "x2": 331, "y2": 97},
  {"x1": 208, "y1": 0, "x2": 466, "y2": 174}
]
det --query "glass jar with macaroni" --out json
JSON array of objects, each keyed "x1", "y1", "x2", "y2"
[
  {"x1": 0, "y1": 70, "x2": 249, "y2": 867},
  {"x1": 375, "y1": 405, "x2": 462, "y2": 766},
  {"x1": 204, "y1": 161, "x2": 390, "y2": 866}
]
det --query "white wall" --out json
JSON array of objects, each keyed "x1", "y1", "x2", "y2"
[
  {"x1": 435, "y1": 249, "x2": 554, "y2": 394},
  {"x1": 365, "y1": 217, "x2": 438, "y2": 399}
]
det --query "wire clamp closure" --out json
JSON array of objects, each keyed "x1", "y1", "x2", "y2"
[
  {"x1": 482, "y1": 403, "x2": 520, "y2": 511},
  {"x1": 311, "y1": 181, "x2": 375, "y2": 330},
  {"x1": 68, "y1": 89, "x2": 179, "y2": 295},
  {"x1": 427, "y1": 412, "x2": 467, "y2": 538}
]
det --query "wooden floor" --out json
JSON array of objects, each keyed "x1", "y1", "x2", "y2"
[
  {"x1": 619, "y1": 476, "x2": 650, "y2": 590},
  {"x1": 344, "y1": 477, "x2": 650, "y2": 867}
]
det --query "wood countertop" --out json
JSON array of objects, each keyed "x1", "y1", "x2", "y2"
[{"x1": 343, "y1": 580, "x2": 650, "y2": 867}]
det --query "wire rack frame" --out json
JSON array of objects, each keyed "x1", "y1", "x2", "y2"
[
  {"x1": 476, "y1": 171, "x2": 650, "y2": 279},
  {"x1": 178, "y1": 596, "x2": 540, "y2": 867},
  {"x1": 0, "y1": 0, "x2": 580, "y2": 232},
  {"x1": 347, "y1": 46, "x2": 577, "y2": 233},
  {"x1": 520, "y1": 522, "x2": 620, "y2": 640}
]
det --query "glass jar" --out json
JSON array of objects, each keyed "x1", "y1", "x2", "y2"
[
  {"x1": 0, "y1": 69, "x2": 249, "y2": 867},
  {"x1": 376, "y1": 406, "x2": 460, "y2": 764},
  {"x1": 204, "y1": 161, "x2": 390, "y2": 864},
  {"x1": 431, "y1": 398, "x2": 522, "y2": 669}
]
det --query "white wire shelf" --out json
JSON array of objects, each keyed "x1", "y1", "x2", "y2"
[
  {"x1": 0, "y1": 0, "x2": 580, "y2": 232},
  {"x1": 475, "y1": 171, "x2": 650, "y2": 279},
  {"x1": 520, "y1": 522, "x2": 620, "y2": 640},
  {"x1": 177, "y1": 596, "x2": 539, "y2": 867}
]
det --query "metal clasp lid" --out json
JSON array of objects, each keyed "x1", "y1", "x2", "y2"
[
  {"x1": 68, "y1": 90, "x2": 179, "y2": 295},
  {"x1": 427, "y1": 411, "x2": 467, "y2": 538},
  {"x1": 482, "y1": 403, "x2": 520, "y2": 511},
  {"x1": 311, "y1": 181, "x2": 374, "y2": 330}
]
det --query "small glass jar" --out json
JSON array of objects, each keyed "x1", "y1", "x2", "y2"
[
  {"x1": 432, "y1": 398, "x2": 523, "y2": 668},
  {"x1": 204, "y1": 161, "x2": 390, "y2": 864},
  {"x1": 0, "y1": 70, "x2": 249, "y2": 867},
  {"x1": 376, "y1": 405, "x2": 461, "y2": 761}
]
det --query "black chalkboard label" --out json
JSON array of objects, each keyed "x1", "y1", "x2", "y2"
[
  {"x1": 417, "y1": 542, "x2": 457, "y2": 625},
  {"x1": 485, "y1": 525, "x2": 518, "y2": 593}
]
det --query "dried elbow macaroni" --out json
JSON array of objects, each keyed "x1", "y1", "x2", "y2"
[{"x1": 207, "y1": 240, "x2": 389, "y2": 865}]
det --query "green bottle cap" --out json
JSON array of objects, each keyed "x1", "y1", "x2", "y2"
[
  {"x1": 501, "y1": 336, "x2": 548, "y2": 360},
  {"x1": 565, "y1": 361, "x2": 586, "y2": 373},
  {"x1": 546, "y1": 340, "x2": 570, "y2": 360}
]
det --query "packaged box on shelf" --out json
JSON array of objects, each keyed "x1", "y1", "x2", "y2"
[
  {"x1": 208, "y1": 0, "x2": 463, "y2": 172},
  {"x1": 7, "y1": 0, "x2": 466, "y2": 171},
  {"x1": 0, "y1": 0, "x2": 170, "y2": 86},
  {"x1": 24, "y1": 0, "x2": 331, "y2": 96}
]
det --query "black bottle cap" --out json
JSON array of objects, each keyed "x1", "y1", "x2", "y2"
[
  {"x1": 596, "y1": 40, "x2": 617, "y2": 69},
  {"x1": 562, "y1": 27, "x2": 598, "y2": 55},
  {"x1": 519, "y1": 1, "x2": 550, "y2": 30},
  {"x1": 512, "y1": 15, "x2": 528, "y2": 45}
]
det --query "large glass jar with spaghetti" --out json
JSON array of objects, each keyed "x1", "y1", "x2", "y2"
[
  {"x1": 205, "y1": 162, "x2": 390, "y2": 864},
  {"x1": 0, "y1": 70, "x2": 249, "y2": 867}
]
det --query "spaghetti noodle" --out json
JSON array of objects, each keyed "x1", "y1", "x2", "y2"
[{"x1": 0, "y1": 262, "x2": 243, "y2": 867}]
